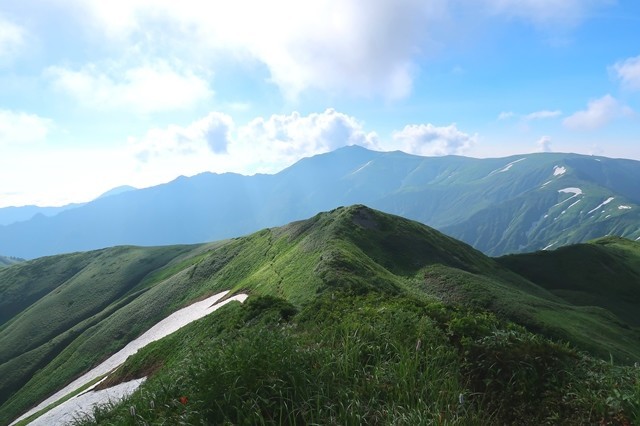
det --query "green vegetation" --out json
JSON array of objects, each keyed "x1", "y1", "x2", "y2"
[
  {"x1": 0, "y1": 255, "x2": 23, "y2": 268},
  {"x1": 1, "y1": 205, "x2": 639, "y2": 425},
  {"x1": 498, "y1": 236, "x2": 640, "y2": 327},
  {"x1": 77, "y1": 294, "x2": 639, "y2": 425}
]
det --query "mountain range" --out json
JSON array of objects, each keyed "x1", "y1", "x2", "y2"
[
  {"x1": 1, "y1": 146, "x2": 639, "y2": 259},
  {"x1": 1, "y1": 206, "x2": 638, "y2": 424}
]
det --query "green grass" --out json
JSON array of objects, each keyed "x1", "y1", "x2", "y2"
[
  {"x1": 0, "y1": 255, "x2": 22, "y2": 268},
  {"x1": 73, "y1": 294, "x2": 639, "y2": 425},
  {"x1": 2, "y1": 205, "x2": 640, "y2": 425},
  {"x1": 498, "y1": 236, "x2": 640, "y2": 327}
]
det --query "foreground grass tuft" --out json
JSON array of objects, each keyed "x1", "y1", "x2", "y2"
[{"x1": 74, "y1": 294, "x2": 639, "y2": 425}]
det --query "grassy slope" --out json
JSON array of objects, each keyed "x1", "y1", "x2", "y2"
[
  {"x1": 497, "y1": 236, "x2": 640, "y2": 327},
  {"x1": 2, "y1": 205, "x2": 640, "y2": 424},
  {"x1": 0, "y1": 245, "x2": 199, "y2": 410},
  {"x1": 0, "y1": 256, "x2": 22, "y2": 268},
  {"x1": 77, "y1": 295, "x2": 639, "y2": 425},
  {"x1": 64, "y1": 204, "x2": 640, "y2": 424}
]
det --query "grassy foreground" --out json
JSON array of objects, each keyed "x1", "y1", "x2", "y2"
[
  {"x1": 2, "y1": 205, "x2": 640, "y2": 424},
  {"x1": 75, "y1": 293, "x2": 639, "y2": 425}
]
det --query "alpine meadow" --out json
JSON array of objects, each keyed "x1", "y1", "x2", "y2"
[
  {"x1": 2, "y1": 1, "x2": 640, "y2": 425},
  {"x1": 1, "y1": 206, "x2": 639, "y2": 424}
]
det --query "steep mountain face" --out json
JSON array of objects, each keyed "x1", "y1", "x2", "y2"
[
  {"x1": 1, "y1": 146, "x2": 639, "y2": 259},
  {"x1": 2, "y1": 206, "x2": 640, "y2": 425}
]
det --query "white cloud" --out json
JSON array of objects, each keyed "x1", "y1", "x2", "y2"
[
  {"x1": 61, "y1": 0, "x2": 445, "y2": 100},
  {"x1": 524, "y1": 110, "x2": 562, "y2": 120},
  {"x1": 236, "y1": 109, "x2": 380, "y2": 171},
  {"x1": 0, "y1": 110, "x2": 53, "y2": 145},
  {"x1": 536, "y1": 136, "x2": 552, "y2": 152},
  {"x1": 133, "y1": 112, "x2": 234, "y2": 163},
  {"x1": 391, "y1": 123, "x2": 476, "y2": 156},
  {"x1": 611, "y1": 55, "x2": 640, "y2": 91},
  {"x1": 498, "y1": 111, "x2": 516, "y2": 120},
  {"x1": 563, "y1": 94, "x2": 633, "y2": 130},
  {"x1": 54, "y1": 0, "x2": 615, "y2": 100},
  {"x1": 0, "y1": 14, "x2": 25, "y2": 61},
  {"x1": 131, "y1": 108, "x2": 379, "y2": 177},
  {"x1": 46, "y1": 61, "x2": 212, "y2": 113}
]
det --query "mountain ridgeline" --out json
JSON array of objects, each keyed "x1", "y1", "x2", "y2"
[
  {"x1": 1, "y1": 146, "x2": 639, "y2": 259},
  {"x1": 1, "y1": 206, "x2": 639, "y2": 424},
  {"x1": 0, "y1": 256, "x2": 22, "y2": 268}
]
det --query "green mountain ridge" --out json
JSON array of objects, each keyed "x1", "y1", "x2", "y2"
[
  {"x1": 1, "y1": 206, "x2": 639, "y2": 424},
  {"x1": 2, "y1": 147, "x2": 640, "y2": 259},
  {"x1": 0, "y1": 256, "x2": 22, "y2": 268}
]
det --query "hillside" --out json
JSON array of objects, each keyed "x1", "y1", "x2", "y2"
[
  {"x1": 0, "y1": 256, "x2": 22, "y2": 268},
  {"x1": 1, "y1": 147, "x2": 640, "y2": 259},
  {"x1": 497, "y1": 236, "x2": 640, "y2": 327},
  {"x1": 1, "y1": 206, "x2": 639, "y2": 425}
]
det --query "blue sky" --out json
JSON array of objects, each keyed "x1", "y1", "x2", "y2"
[{"x1": 1, "y1": 0, "x2": 639, "y2": 207}]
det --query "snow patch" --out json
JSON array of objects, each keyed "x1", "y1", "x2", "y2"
[
  {"x1": 28, "y1": 378, "x2": 146, "y2": 426},
  {"x1": 588, "y1": 197, "x2": 615, "y2": 215},
  {"x1": 351, "y1": 160, "x2": 373, "y2": 175},
  {"x1": 553, "y1": 166, "x2": 566, "y2": 176},
  {"x1": 561, "y1": 199, "x2": 582, "y2": 215},
  {"x1": 541, "y1": 180, "x2": 552, "y2": 188},
  {"x1": 543, "y1": 242, "x2": 557, "y2": 250},
  {"x1": 11, "y1": 291, "x2": 249, "y2": 425},
  {"x1": 488, "y1": 158, "x2": 526, "y2": 176},
  {"x1": 558, "y1": 187, "x2": 583, "y2": 196},
  {"x1": 619, "y1": 205, "x2": 632, "y2": 210},
  {"x1": 553, "y1": 188, "x2": 583, "y2": 208}
]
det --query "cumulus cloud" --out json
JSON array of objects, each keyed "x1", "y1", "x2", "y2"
[
  {"x1": 133, "y1": 112, "x2": 234, "y2": 163},
  {"x1": 131, "y1": 109, "x2": 379, "y2": 175},
  {"x1": 55, "y1": 0, "x2": 614, "y2": 100},
  {"x1": 0, "y1": 110, "x2": 53, "y2": 145},
  {"x1": 536, "y1": 136, "x2": 552, "y2": 152},
  {"x1": 0, "y1": 14, "x2": 25, "y2": 61},
  {"x1": 563, "y1": 94, "x2": 633, "y2": 130},
  {"x1": 65, "y1": 0, "x2": 441, "y2": 100},
  {"x1": 46, "y1": 61, "x2": 212, "y2": 113},
  {"x1": 391, "y1": 123, "x2": 476, "y2": 156},
  {"x1": 611, "y1": 55, "x2": 640, "y2": 91}
]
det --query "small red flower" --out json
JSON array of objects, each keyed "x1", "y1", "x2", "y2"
[{"x1": 179, "y1": 396, "x2": 188, "y2": 405}]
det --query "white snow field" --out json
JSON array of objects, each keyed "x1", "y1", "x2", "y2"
[
  {"x1": 28, "y1": 378, "x2": 146, "y2": 426},
  {"x1": 12, "y1": 291, "x2": 248, "y2": 426},
  {"x1": 557, "y1": 187, "x2": 583, "y2": 197},
  {"x1": 488, "y1": 158, "x2": 526, "y2": 176},
  {"x1": 553, "y1": 166, "x2": 567, "y2": 176},
  {"x1": 588, "y1": 197, "x2": 615, "y2": 215}
]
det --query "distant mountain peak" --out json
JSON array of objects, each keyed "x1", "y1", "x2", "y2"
[{"x1": 96, "y1": 185, "x2": 137, "y2": 200}]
